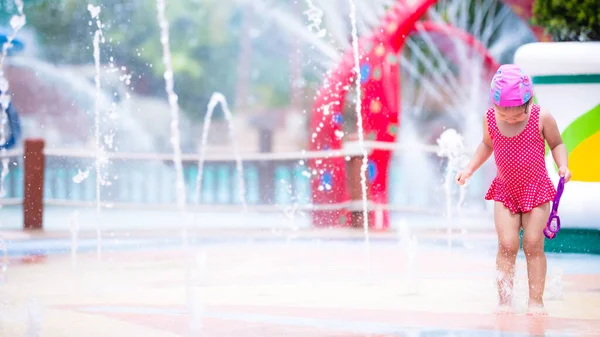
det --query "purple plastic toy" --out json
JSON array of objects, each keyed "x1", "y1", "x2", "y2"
[{"x1": 544, "y1": 177, "x2": 565, "y2": 240}]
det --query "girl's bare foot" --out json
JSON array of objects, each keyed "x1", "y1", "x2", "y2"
[
  {"x1": 494, "y1": 304, "x2": 514, "y2": 315},
  {"x1": 527, "y1": 301, "x2": 547, "y2": 316}
]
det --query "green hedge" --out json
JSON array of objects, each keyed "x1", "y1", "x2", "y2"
[{"x1": 532, "y1": 0, "x2": 600, "y2": 41}]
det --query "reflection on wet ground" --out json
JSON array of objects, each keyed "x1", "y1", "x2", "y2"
[{"x1": 1, "y1": 230, "x2": 599, "y2": 336}]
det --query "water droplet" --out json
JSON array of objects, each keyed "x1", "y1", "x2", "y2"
[{"x1": 0, "y1": 78, "x2": 9, "y2": 92}]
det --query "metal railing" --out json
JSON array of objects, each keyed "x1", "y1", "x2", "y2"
[
  {"x1": 0, "y1": 149, "x2": 23, "y2": 205},
  {"x1": 42, "y1": 151, "x2": 310, "y2": 209},
  {"x1": 0, "y1": 141, "x2": 493, "y2": 216}
]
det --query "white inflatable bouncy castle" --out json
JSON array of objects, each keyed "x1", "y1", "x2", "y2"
[{"x1": 515, "y1": 42, "x2": 600, "y2": 229}]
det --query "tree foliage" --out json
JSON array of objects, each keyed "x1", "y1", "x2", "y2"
[
  {"x1": 1, "y1": 0, "x2": 298, "y2": 120},
  {"x1": 532, "y1": 0, "x2": 600, "y2": 41}
]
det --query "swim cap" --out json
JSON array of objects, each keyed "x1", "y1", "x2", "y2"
[{"x1": 489, "y1": 64, "x2": 533, "y2": 107}]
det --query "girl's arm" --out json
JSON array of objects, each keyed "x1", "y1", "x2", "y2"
[
  {"x1": 456, "y1": 115, "x2": 493, "y2": 184},
  {"x1": 541, "y1": 109, "x2": 571, "y2": 181},
  {"x1": 466, "y1": 115, "x2": 493, "y2": 173}
]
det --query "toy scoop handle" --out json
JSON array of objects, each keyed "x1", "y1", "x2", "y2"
[
  {"x1": 545, "y1": 177, "x2": 565, "y2": 240},
  {"x1": 552, "y1": 177, "x2": 565, "y2": 212}
]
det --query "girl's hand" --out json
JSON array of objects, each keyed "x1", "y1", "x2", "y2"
[
  {"x1": 455, "y1": 169, "x2": 473, "y2": 185},
  {"x1": 559, "y1": 166, "x2": 572, "y2": 183}
]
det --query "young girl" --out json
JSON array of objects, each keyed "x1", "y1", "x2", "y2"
[{"x1": 455, "y1": 64, "x2": 571, "y2": 315}]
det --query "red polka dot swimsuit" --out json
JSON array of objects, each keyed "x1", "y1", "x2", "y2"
[{"x1": 484, "y1": 104, "x2": 556, "y2": 214}]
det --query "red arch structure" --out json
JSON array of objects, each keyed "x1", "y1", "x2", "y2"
[{"x1": 308, "y1": 0, "x2": 541, "y2": 229}]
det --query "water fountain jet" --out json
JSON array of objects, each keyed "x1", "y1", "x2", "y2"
[
  {"x1": 0, "y1": 0, "x2": 25, "y2": 282},
  {"x1": 194, "y1": 93, "x2": 247, "y2": 211},
  {"x1": 155, "y1": 1, "x2": 201, "y2": 334},
  {"x1": 69, "y1": 210, "x2": 80, "y2": 272},
  {"x1": 436, "y1": 128, "x2": 469, "y2": 248},
  {"x1": 347, "y1": 0, "x2": 372, "y2": 278},
  {"x1": 88, "y1": 3, "x2": 105, "y2": 261}
]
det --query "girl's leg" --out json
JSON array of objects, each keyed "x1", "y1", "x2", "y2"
[
  {"x1": 494, "y1": 202, "x2": 521, "y2": 311},
  {"x1": 521, "y1": 202, "x2": 551, "y2": 315}
]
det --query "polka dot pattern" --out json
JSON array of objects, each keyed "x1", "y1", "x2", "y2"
[{"x1": 484, "y1": 105, "x2": 556, "y2": 214}]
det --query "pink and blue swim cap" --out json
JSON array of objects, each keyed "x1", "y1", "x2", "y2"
[{"x1": 490, "y1": 64, "x2": 533, "y2": 107}]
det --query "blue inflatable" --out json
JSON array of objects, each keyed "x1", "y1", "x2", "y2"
[
  {"x1": 0, "y1": 102, "x2": 21, "y2": 150},
  {"x1": 0, "y1": 32, "x2": 24, "y2": 150},
  {"x1": 0, "y1": 30, "x2": 25, "y2": 54}
]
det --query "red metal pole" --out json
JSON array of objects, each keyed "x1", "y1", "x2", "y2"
[{"x1": 23, "y1": 138, "x2": 45, "y2": 230}]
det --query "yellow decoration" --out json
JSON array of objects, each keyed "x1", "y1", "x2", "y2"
[
  {"x1": 568, "y1": 130, "x2": 600, "y2": 182},
  {"x1": 370, "y1": 100, "x2": 382, "y2": 113}
]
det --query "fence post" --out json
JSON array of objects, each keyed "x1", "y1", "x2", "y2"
[
  {"x1": 23, "y1": 138, "x2": 45, "y2": 230},
  {"x1": 257, "y1": 128, "x2": 275, "y2": 204}
]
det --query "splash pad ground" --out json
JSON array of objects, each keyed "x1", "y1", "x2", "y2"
[{"x1": 1, "y1": 209, "x2": 599, "y2": 337}]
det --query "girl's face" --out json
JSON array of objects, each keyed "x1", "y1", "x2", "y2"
[{"x1": 495, "y1": 104, "x2": 528, "y2": 124}]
